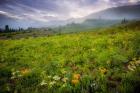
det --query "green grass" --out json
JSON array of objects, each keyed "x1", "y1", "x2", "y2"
[{"x1": 0, "y1": 21, "x2": 140, "y2": 93}]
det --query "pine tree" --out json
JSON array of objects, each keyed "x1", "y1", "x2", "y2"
[{"x1": 5, "y1": 25, "x2": 10, "y2": 32}]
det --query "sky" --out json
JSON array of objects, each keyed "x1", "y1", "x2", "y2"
[{"x1": 0, "y1": 0, "x2": 140, "y2": 28}]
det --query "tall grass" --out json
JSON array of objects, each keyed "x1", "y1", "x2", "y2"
[{"x1": 0, "y1": 22, "x2": 140, "y2": 93}]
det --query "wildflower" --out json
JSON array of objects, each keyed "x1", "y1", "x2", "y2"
[
  {"x1": 47, "y1": 75, "x2": 52, "y2": 79},
  {"x1": 61, "y1": 69, "x2": 67, "y2": 74},
  {"x1": 99, "y1": 67, "x2": 108, "y2": 74},
  {"x1": 20, "y1": 68, "x2": 30, "y2": 75},
  {"x1": 71, "y1": 79, "x2": 79, "y2": 85},
  {"x1": 135, "y1": 60, "x2": 140, "y2": 66},
  {"x1": 73, "y1": 74, "x2": 81, "y2": 80},
  {"x1": 128, "y1": 65, "x2": 135, "y2": 71},
  {"x1": 62, "y1": 83, "x2": 67, "y2": 88},
  {"x1": 106, "y1": 60, "x2": 111, "y2": 64},
  {"x1": 49, "y1": 81, "x2": 56, "y2": 87},
  {"x1": 90, "y1": 82, "x2": 96, "y2": 88},
  {"x1": 62, "y1": 77, "x2": 68, "y2": 83},
  {"x1": 40, "y1": 80, "x2": 47, "y2": 86},
  {"x1": 53, "y1": 75, "x2": 61, "y2": 81},
  {"x1": 11, "y1": 70, "x2": 22, "y2": 79},
  {"x1": 12, "y1": 70, "x2": 20, "y2": 76},
  {"x1": 132, "y1": 58, "x2": 137, "y2": 61}
]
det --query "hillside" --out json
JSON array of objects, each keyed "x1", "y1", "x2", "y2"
[
  {"x1": 0, "y1": 21, "x2": 140, "y2": 93},
  {"x1": 86, "y1": 4, "x2": 140, "y2": 20},
  {"x1": 53, "y1": 4, "x2": 140, "y2": 32}
]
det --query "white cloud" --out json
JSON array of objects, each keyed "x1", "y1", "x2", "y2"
[
  {"x1": 128, "y1": 0, "x2": 140, "y2": 3},
  {"x1": 0, "y1": 11, "x2": 6, "y2": 14},
  {"x1": 103, "y1": 0, "x2": 110, "y2": 2},
  {"x1": 22, "y1": 12, "x2": 58, "y2": 22},
  {"x1": 54, "y1": 0, "x2": 112, "y2": 19},
  {"x1": 0, "y1": 10, "x2": 23, "y2": 20},
  {"x1": 4, "y1": 3, "x2": 59, "y2": 22}
]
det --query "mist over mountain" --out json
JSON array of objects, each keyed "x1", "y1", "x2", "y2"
[{"x1": 86, "y1": 4, "x2": 140, "y2": 20}]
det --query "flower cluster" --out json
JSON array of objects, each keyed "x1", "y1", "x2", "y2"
[
  {"x1": 127, "y1": 59, "x2": 140, "y2": 71},
  {"x1": 71, "y1": 74, "x2": 81, "y2": 85},
  {"x1": 62, "y1": 77, "x2": 68, "y2": 83},
  {"x1": 11, "y1": 68, "x2": 31, "y2": 79},
  {"x1": 20, "y1": 68, "x2": 31, "y2": 75},
  {"x1": 99, "y1": 67, "x2": 108, "y2": 74}
]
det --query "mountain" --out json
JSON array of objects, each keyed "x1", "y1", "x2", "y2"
[
  {"x1": 81, "y1": 19, "x2": 120, "y2": 28},
  {"x1": 73, "y1": 4, "x2": 140, "y2": 29},
  {"x1": 86, "y1": 4, "x2": 140, "y2": 20}
]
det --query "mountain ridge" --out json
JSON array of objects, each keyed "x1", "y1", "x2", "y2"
[{"x1": 85, "y1": 4, "x2": 140, "y2": 20}]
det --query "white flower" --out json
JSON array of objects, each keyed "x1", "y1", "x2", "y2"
[
  {"x1": 12, "y1": 71, "x2": 20, "y2": 75},
  {"x1": 11, "y1": 70, "x2": 22, "y2": 79},
  {"x1": 62, "y1": 83, "x2": 67, "y2": 88},
  {"x1": 53, "y1": 75, "x2": 61, "y2": 81},
  {"x1": 11, "y1": 76, "x2": 15, "y2": 79},
  {"x1": 40, "y1": 80, "x2": 47, "y2": 86},
  {"x1": 62, "y1": 77, "x2": 68, "y2": 83},
  {"x1": 49, "y1": 81, "x2": 56, "y2": 87},
  {"x1": 128, "y1": 65, "x2": 135, "y2": 71},
  {"x1": 47, "y1": 75, "x2": 52, "y2": 79},
  {"x1": 90, "y1": 83, "x2": 96, "y2": 87}
]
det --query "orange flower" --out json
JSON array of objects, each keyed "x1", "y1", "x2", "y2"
[
  {"x1": 20, "y1": 68, "x2": 30, "y2": 75},
  {"x1": 73, "y1": 74, "x2": 81, "y2": 80},
  {"x1": 71, "y1": 79, "x2": 79, "y2": 85}
]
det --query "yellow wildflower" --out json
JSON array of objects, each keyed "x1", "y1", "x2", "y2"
[
  {"x1": 132, "y1": 58, "x2": 137, "y2": 61},
  {"x1": 20, "y1": 68, "x2": 30, "y2": 75},
  {"x1": 99, "y1": 67, "x2": 108, "y2": 74},
  {"x1": 71, "y1": 79, "x2": 79, "y2": 85},
  {"x1": 73, "y1": 74, "x2": 81, "y2": 80},
  {"x1": 135, "y1": 60, "x2": 140, "y2": 66}
]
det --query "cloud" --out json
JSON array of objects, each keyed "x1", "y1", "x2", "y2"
[
  {"x1": 22, "y1": 12, "x2": 58, "y2": 22},
  {"x1": 0, "y1": 0, "x2": 140, "y2": 27},
  {"x1": 0, "y1": 0, "x2": 114, "y2": 21},
  {"x1": 0, "y1": 10, "x2": 23, "y2": 20},
  {"x1": 52, "y1": 0, "x2": 112, "y2": 19},
  {"x1": 0, "y1": 2, "x2": 60, "y2": 22},
  {"x1": 128, "y1": 0, "x2": 140, "y2": 3}
]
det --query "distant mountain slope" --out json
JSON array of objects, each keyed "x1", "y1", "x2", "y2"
[
  {"x1": 86, "y1": 4, "x2": 140, "y2": 20},
  {"x1": 81, "y1": 19, "x2": 120, "y2": 27}
]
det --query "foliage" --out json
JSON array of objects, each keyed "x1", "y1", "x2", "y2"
[{"x1": 0, "y1": 21, "x2": 140, "y2": 93}]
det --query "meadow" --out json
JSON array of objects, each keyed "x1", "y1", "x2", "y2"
[{"x1": 0, "y1": 21, "x2": 140, "y2": 93}]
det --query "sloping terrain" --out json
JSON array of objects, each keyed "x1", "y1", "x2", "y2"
[
  {"x1": 0, "y1": 21, "x2": 140, "y2": 93},
  {"x1": 86, "y1": 4, "x2": 140, "y2": 20}
]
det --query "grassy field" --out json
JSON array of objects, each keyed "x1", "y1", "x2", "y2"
[
  {"x1": 0, "y1": 29, "x2": 54, "y2": 40},
  {"x1": 0, "y1": 21, "x2": 140, "y2": 93}
]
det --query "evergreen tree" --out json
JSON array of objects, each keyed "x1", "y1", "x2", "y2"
[{"x1": 5, "y1": 25, "x2": 10, "y2": 32}]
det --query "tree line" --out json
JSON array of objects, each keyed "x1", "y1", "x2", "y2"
[{"x1": 0, "y1": 25, "x2": 24, "y2": 33}]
